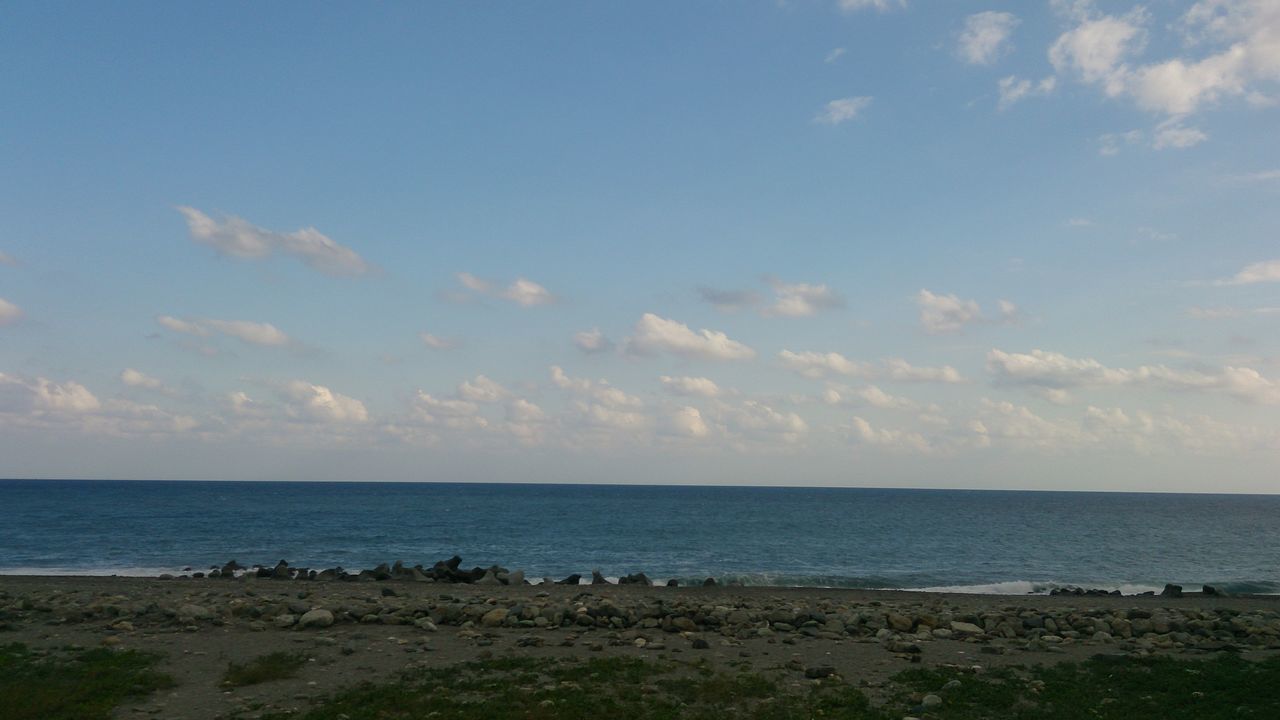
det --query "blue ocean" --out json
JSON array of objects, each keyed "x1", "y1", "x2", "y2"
[{"x1": 2, "y1": 480, "x2": 1277, "y2": 594}]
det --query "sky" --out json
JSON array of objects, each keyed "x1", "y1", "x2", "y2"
[{"x1": 1, "y1": 0, "x2": 1278, "y2": 491}]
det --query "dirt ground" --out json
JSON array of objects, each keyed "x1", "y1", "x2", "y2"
[{"x1": 3, "y1": 576, "x2": 1277, "y2": 720}]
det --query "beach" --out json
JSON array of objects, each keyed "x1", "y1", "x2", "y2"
[{"x1": 3, "y1": 573, "x2": 1278, "y2": 719}]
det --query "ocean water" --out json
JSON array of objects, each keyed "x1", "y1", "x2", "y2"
[{"x1": 1, "y1": 480, "x2": 1278, "y2": 595}]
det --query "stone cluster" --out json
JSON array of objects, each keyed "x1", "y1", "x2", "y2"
[{"x1": 3, "y1": 579, "x2": 1278, "y2": 658}]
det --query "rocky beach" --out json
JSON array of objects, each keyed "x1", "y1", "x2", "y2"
[{"x1": 3, "y1": 560, "x2": 1279, "y2": 719}]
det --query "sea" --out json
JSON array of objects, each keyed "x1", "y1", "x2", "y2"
[{"x1": 1, "y1": 480, "x2": 1278, "y2": 595}]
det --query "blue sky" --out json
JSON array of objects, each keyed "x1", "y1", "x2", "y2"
[{"x1": 1, "y1": 0, "x2": 1278, "y2": 491}]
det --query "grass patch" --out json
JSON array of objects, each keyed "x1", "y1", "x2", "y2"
[
  {"x1": 261, "y1": 655, "x2": 879, "y2": 720},
  {"x1": 223, "y1": 651, "x2": 309, "y2": 687},
  {"x1": 0, "y1": 642, "x2": 173, "y2": 720},
  {"x1": 891, "y1": 653, "x2": 1280, "y2": 719}
]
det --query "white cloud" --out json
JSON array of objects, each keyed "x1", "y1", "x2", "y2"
[
  {"x1": 155, "y1": 315, "x2": 208, "y2": 336},
  {"x1": 284, "y1": 381, "x2": 369, "y2": 423},
  {"x1": 916, "y1": 289, "x2": 982, "y2": 334},
  {"x1": 850, "y1": 416, "x2": 931, "y2": 452},
  {"x1": 1050, "y1": 1, "x2": 1280, "y2": 124},
  {"x1": 883, "y1": 358, "x2": 965, "y2": 383},
  {"x1": 1048, "y1": 9, "x2": 1147, "y2": 96},
  {"x1": 501, "y1": 278, "x2": 555, "y2": 306},
  {"x1": 505, "y1": 398, "x2": 546, "y2": 424},
  {"x1": 120, "y1": 369, "x2": 165, "y2": 391},
  {"x1": 666, "y1": 406, "x2": 709, "y2": 438},
  {"x1": 227, "y1": 391, "x2": 266, "y2": 417},
  {"x1": 814, "y1": 96, "x2": 873, "y2": 125},
  {"x1": 573, "y1": 328, "x2": 614, "y2": 354},
  {"x1": 1214, "y1": 258, "x2": 1280, "y2": 285},
  {"x1": 412, "y1": 391, "x2": 483, "y2": 428},
  {"x1": 1098, "y1": 129, "x2": 1144, "y2": 155},
  {"x1": 825, "y1": 384, "x2": 914, "y2": 409},
  {"x1": 783, "y1": 352, "x2": 964, "y2": 384},
  {"x1": 419, "y1": 332, "x2": 454, "y2": 350},
  {"x1": 156, "y1": 316, "x2": 289, "y2": 346},
  {"x1": 551, "y1": 366, "x2": 642, "y2": 408},
  {"x1": 838, "y1": 0, "x2": 905, "y2": 12},
  {"x1": 960, "y1": 11, "x2": 1020, "y2": 65},
  {"x1": 625, "y1": 313, "x2": 756, "y2": 361},
  {"x1": 718, "y1": 400, "x2": 808, "y2": 444},
  {"x1": 987, "y1": 348, "x2": 1280, "y2": 404},
  {"x1": 1, "y1": 373, "x2": 101, "y2": 414},
  {"x1": 779, "y1": 350, "x2": 868, "y2": 379},
  {"x1": 456, "y1": 272, "x2": 492, "y2": 293},
  {"x1": 997, "y1": 75, "x2": 1057, "y2": 109},
  {"x1": 825, "y1": 47, "x2": 847, "y2": 64},
  {"x1": 457, "y1": 375, "x2": 508, "y2": 404},
  {"x1": 0, "y1": 298, "x2": 21, "y2": 326},
  {"x1": 764, "y1": 280, "x2": 842, "y2": 317},
  {"x1": 1152, "y1": 118, "x2": 1208, "y2": 149},
  {"x1": 204, "y1": 319, "x2": 290, "y2": 347},
  {"x1": 660, "y1": 375, "x2": 721, "y2": 398},
  {"x1": 1188, "y1": 305, "x2": 1280, "y2": 319},
  {"x1": 455, "y1": 272, "x2": 554, "y2": 307},
  {"x1": 178, "y1": 207, "x2": 368, "y2": 276}
]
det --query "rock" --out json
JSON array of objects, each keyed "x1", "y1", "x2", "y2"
[
  {"x1": 670, "y1": 616, "x2": 698, "y2": 633},
  {"x1": 887, "y1": 613, "x2": 914, "y2": 632},
  {"x1": 922, "y1": 694, "x2": 943, "y2": 707},
  {"x1": 414, "y1": 618, "x2": 438, "y2": 632},
  {"x1": 1202, "y1": 585, "x2": 1222, "y2": 596},
  {"x1": 557, "y1": 574, "x2": 582, "y2": 585},
  {"x1": 667, "y1": 579, "x2": 679, "y2": 587},
  {"x1": 381, "y1": 587, "x2": 398, "y2": 597},
  {"x1": 1161, "y1": 584, "x2": 1184, "y2": 598},
  {"x1": 274, "y1": 614, "x2": 297, "y2": 629},
  {"x1": 178, "y1": 604, "x2": 213, "y2": 621},
  {"x1": 476, "y1": 570, "x2": 502, "y2": 586},
  {"x1": 591, "y1": 570, "x2": 609, "y2": 585},
  {"x1": 950, "y1": 621, "x2": 984, "y2": 635},
  {"x1": 507, "y1": 570, "x2": 526, "y2": 586},
  {"x1": 481, "y1": 608, "x2": 509, "y2": 627},
  {"x1": 691, "y1": 638, "x2": 710, "y2": 649},
  {"x1": 703, "y1": 578, "x2": 718, "y2": 587},
  {"x1": 804, "y1": 666, "x2": 836, "y2": 679},
  {"x1": 298, "y1": 609, "x2": 334, "y2": 629},
  {"x1": 271, "y1": 560, "x2": 291, "y2": 579},
  {"x1": 619, "y1": 573, "x2": 653, "y2": 586}
]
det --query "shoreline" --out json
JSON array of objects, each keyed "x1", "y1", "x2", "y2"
[{"x1": 3, "y1": 574, "x2": 1278, "y2": 719}]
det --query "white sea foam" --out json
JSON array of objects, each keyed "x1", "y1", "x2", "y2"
[
  {"x1": 0, "y1": 566, "x2": 188, "y2": 577},
  {"x1": 907, "y1": 580, "x2": 1167, "y2": 595}
]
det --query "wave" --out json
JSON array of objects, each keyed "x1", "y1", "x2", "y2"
[
  {"x1": 3, "y1": 566, "x2": 1275, "y2": 595},
  {"x1": 0, "y1": 566, "x2": 189, "y2": 577}
]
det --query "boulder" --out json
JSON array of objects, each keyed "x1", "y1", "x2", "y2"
[
  {"x1": 1161, "y1": 584, "x2": 1183, "y2": 598},
  {"x1": 702, "y1": 578, "x2": 718, "y2": 587},
  {"x1": 950, "y1": 621, "x2": 984, "y2": 635},
  {"x1": 557, "y1": 574, "x2": 582, "y2": 585},
  {"x1": 476, "y1": 570, "x2": 502, "y2": 586},
  {"x1": 178, "y1": 604, "x2": 213, "y2": 621},
  {"x1": 619, "y1": 573, "x2": 653, "y2": 586},
  {"x1": 481, "y1": 608, "x2": 510, "y2": 627},
  {"x1": 298, "y1": 608, "x2": 335, "y2": 629},
  {"x1": 591, "y1": 570, "x2": 610, "y2": 585},
  {"x1": 507, "y1": 569, "x2": 526, "y2": 585}
]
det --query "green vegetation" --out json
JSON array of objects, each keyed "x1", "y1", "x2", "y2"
[
  {"x1": 261, "y1": 655, "x2": 875, "y2": 720},
  {"x1": 0, "y1": 642, "x2": 173, "y2": 720},
  {"x1": 223, "y1": 651, "x2": 309, "y2": 687},
  {"x1": 892, "y1": 653, "x2": 1280, "y2": 719},
  {"x1": 263, "y1": 651, "x2": 1280, "y2": 720}
]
